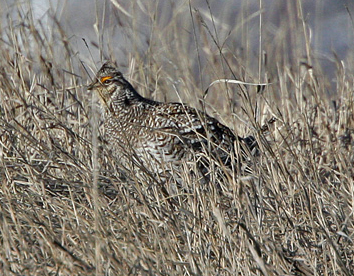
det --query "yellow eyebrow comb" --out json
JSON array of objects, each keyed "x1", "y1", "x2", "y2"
[{"x1": 101, "y1": 76, "x2": 112, "y2": 82}]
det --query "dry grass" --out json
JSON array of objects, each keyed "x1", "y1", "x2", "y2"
[{"x1": 0, "y1": 1, "x2": 353, "y2": 275}]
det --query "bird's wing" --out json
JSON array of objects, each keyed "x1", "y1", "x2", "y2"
[{"x1": 149, "y1": 103, "x2": 236, "y2": 150}]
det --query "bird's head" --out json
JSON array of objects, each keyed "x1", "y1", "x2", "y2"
[{"x1": 88, "y1": 62, "x2": 138, "y2": 111}]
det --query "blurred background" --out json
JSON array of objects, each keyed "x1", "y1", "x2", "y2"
[{"x1": 1, "y1": 0, "x2": 353, "y2": 94}]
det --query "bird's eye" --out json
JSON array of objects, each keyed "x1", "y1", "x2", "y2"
[{"x1": 101, "y1": 76, "x2": 113, "y2": 85}]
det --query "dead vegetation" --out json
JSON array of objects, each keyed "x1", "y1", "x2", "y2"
[{"x1": 0, "y1": 1, "x2": 353, "y2": 275}]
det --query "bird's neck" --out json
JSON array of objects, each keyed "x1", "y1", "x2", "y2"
[{"x1": 108, "y1": 87, "x2": 158, "y2": 120}]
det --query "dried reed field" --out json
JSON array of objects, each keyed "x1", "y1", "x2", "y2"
[{"x1": 0, "y1": 1, "x2": 353, "y2": 275}]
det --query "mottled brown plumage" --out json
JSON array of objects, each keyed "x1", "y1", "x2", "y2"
[{"x1": 88, "y1": 62, "x2": 256, "y2": 180}]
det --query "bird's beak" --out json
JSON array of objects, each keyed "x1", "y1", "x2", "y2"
[{"x1": 87, "y1": 79, "x2": 98, "y2": 90}]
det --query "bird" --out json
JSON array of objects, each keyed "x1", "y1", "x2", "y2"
[{"x1": 87, "y1": 62, "x2": 257, "y2": 185}]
